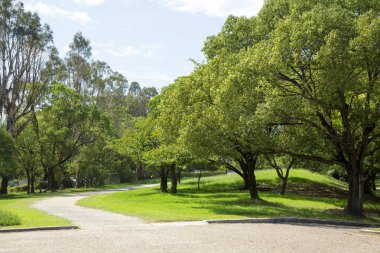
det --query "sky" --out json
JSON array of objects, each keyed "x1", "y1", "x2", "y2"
[{"x1": 22, "y1": 0, "x2": 265, "y2": 89}]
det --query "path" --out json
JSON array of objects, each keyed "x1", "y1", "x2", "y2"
[{"x1": 0, "y1": 185, "x2": 379, "y2": 253}]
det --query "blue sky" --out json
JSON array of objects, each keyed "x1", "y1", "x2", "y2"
[{"x1": 23, "y1": 0, "x2": 265, "y2": 89}]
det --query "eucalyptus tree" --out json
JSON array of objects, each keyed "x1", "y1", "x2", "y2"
[
  {"x1": 66, "y1": 32, "x2": 92, "y2": 95},
  {"x1": 0, "y1": 0, "x2": 53, "y2": 193},
  {"x1": 256, "y1": 0, "x2": 380, "y2": 215},
  {"x1": 0, "y1": 128, "x2": 15, "y2": 194}
]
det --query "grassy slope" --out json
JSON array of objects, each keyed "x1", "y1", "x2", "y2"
[
  {"x1": 0, "y1": 179, "x2": 159, "y2": 228},
  {"x1": 78, "y1": 169, "x2": 380, "y2": 223},
  {"x1": 0, "y1": 195, "x2": 70, "y2": 228}
]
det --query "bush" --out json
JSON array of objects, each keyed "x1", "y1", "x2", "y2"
[
  {"x1": 0, "y1": 210, "x2": 21, "y2": 226},
  {"x1": 9, "y1": 184, "x2": 29, "y2": 193},
  {"x1": 36, "y1": 181, "x2": 48, "y2": 190}
]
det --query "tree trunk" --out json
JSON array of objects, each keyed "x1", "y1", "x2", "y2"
[
  {"x1": 242, "y1": 169, "x2": 249, "y2": 190},
  {"x1": 243, "y1": 155, "x2": 259, "y2": 201},
  {"x1": 47, "y1": 169, "x2": 58, "y2": 192},
  {"x1": 280, "y1": 178, "x2": 287, "y2": 195},
  {"x1": 198, "y1": 170, "x2": 202, "y2": 191},
  {"x1": 345, "y1": 164, "x2": 364, "y2": 216},
  {"x1": 136, "y1": 163, "x2": 144, "y2": 180},
  {"x1": 30, "y1": 172, "x2": 35, "y2": 194},
  {"x1": 0, "y1": 177, "x2": 8, "y2": 195},
  {"x1": 170, "y1": 163, "x2": 177, "y2": 194},
  {"x1": 26, "y1": 170, "x2": 31, "y2": 195},
  {"x1": 247, "y1": 169, "x2": 259, "y2": 200},
  {"x1": 160, "y1": 168, "x2": 168, "y2": 193},
  {"x1": 177, "y1": 168, "x2": 182, "y2": 184}
]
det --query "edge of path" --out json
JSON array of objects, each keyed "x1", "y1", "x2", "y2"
[{"x1": 204, "y1": 217, "x2": 380, "y2": 228}]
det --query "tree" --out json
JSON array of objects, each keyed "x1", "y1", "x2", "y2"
[
  {"x1": 0, "y1": 0, "x2": 53, "y2": 193},
  {"x1": 0, "y1": 128, "x2": 15, "y2": 194},
  {"x1": 158, "y1": 52, "x2": 268, "y2": 200},
  {"x1": 36, "y1": 83, "x2": 108, "y2": 191},
  {"x1": 265, "y1": 155, "x2": 296, "y2": 195},
  {"x1": 257, "y1": 0, "x2": 380, "y2": 215},
  {"x1": 66, "y1": 32, "x2": 92, "y2": 94},
  {"x1": 16, "y1": 123, "x2": 40, "y2": 194}
]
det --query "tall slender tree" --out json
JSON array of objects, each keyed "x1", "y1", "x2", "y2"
[{"x1": 0, "y1": 0, "x2": 53, "y2": 193}]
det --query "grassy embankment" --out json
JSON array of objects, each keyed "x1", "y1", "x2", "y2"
[
  {"x1": 78, "y1": 169, "x2": 380, "y2": 223},
  {"x1": 0, "y1": 179, "x2": 159, "y2": 228},
  {"x1": 0, "y1": 195, "x2": 70, "y2": 228}
]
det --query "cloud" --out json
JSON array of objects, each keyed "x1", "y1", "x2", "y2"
[
  {"x1": 153, "y1": 0, "x2": 264, "y2": 17},
  {"x1": 74, "y1": 0, "x2": 106, "y2": 6},
  {"x1": 24, "y1": 2, "x2": 93, "y2": 24},
  {"x1": 94, "y1": 42, "x2": 166, "y2": 59}
]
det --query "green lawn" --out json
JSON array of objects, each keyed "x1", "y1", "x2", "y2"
[
  {"x1": 0, "y1": 179, "x2": 159, "y2": 228},
  {"x1": 0, "y1": 195, "x2": 70, "y2": 228},
  {"x1": 78, "y1": 169, "x2": 380, "y2": 223}
]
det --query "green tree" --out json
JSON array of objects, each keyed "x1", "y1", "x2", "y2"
[
  {"x1": 158, "y1": 52, "x2": 268, "y2": 200},
  {"x1": 16, "y1": 123, "x2": 40, "y2": 194},
  {"x1": 257, "y1": 0, "x2": 380, "y2": 215},
  {"x1": 66, "y1": 32, "x2": 92, "y2": 94},
  {"x1": 0, "y1": 128, "x2": 15, "y2": 194},
  {"x1": 36, "y1": 83, "x2": 108, "y2": 191},
  {"x1": 0, "y1": 0, "x2": 53, "y2": 193}
]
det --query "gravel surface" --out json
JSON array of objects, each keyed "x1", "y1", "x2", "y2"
[{"x1": 1, "y1": 186, "x2": 378, "y2": 253}]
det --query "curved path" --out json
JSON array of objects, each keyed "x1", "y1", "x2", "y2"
[{"x1": 0, "y1": 185, "x2": 379, "y2": 253}]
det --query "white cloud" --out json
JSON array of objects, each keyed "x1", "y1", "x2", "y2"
[
  {"x1": 105, "y1": 46, "x2": 141, "y2": 57},
  {"x1": 153, "y1": 0, "x2": 264, "y2": 17},
  {"x1": 24, "y1": 2, "x2": 93, "y2": 24},
  {"x1": 94, "y1": 42, "x2": 166, "y2": 59},
  {"x1": 74, "y1": 0, "x2": 106, "y2": 6}
]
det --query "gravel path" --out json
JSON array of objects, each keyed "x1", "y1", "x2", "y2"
[{"x1": 1, "y1": 185, "x2": 379, "y2": 253}]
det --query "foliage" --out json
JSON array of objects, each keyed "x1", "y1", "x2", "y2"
[
  {"x1": 0, "y1": 129, "x2": 16, "y2": 179},
  {"x1": 0, "y1": 210, "x2": 21, "y2": 227}
]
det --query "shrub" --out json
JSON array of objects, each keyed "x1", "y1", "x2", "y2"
[
  {"x1": 9, "y1": 184, "x2": 28, "y2": 193},
  {"x1": 36, "y1": 181, "x2": 48, "y2": 190},
  {"x1": 0, "y1": 210, "x2": 21, "y2": 227}
]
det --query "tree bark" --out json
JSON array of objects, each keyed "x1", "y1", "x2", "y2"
[
  {"x1": 170, "y1": 163, "x2": 177, "y2": 194},
  {"x1": 177, "y1": 168, "x2": 182, "y2": 184},
  {"x1": 225, "y1": 161, "x2": 249, "y2": 190},
  {"x1": 0, "y1": 177, "x2": 8, "y2": 195},
  {"x1": 240, "y1": 154, "x2": 259, "y2": 201},
  {"x1": 160, "y1": 168, "x2": 168, "y2": 193},
  {"x1": 345, "y1": 164, "x2": 364, "y2": 216},
  {"x1": 136, "y1": 163, "x2": 144, "y2": 180},
  {"x1": 30, "y1": 172, "x2": 35, "y2": 194},
  {"x1": 280, "y1": 179, "x2": 287, "y2": 195},
  {"x1": 27, "y1": 170, "x2": 31, "y2": 195},
  {"x1": 47, "y1": 169, "x2": 58, "y2": 192},
  {"x1": 198, "y1": 170, "x2": 202, "y2": 191}
]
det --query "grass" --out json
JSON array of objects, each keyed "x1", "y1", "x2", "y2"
[
  {"x1": 78, "y1": 169, "x2": 380, "y2": 223},
  {"x1": 0, "y1": 210, "x2": 21, "y2": 226},
  {"x1": 0, "y1": 179, "x2": 159, "y2": 228},
  {"x1": 0, "y1": 195, "x2": 70, "y2": 228}
]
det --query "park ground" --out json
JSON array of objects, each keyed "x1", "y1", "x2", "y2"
[
  {"x1": 1, "y1": 169, "x2": 379, "y2": 228},
  {"x1": 0, "y1": 172, "x2": 379, "y2": 253},
  {"x1": 78, "y1": 169, "x2": 380, "y2": 223}
]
